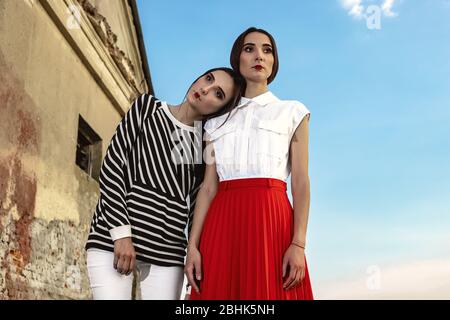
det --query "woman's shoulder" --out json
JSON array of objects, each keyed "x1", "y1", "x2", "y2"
[
  {"x1": 271, "y1": 98, "x2": 311, "y2": 129},
  {"x1": 135, "y1": 92, "x2": 161, "y2": 106},
  {"x1": 204, "y1": 112, "x2": 231, "y2": 132},
  {"x1": 275, "y1": 98, "x2": 310, "y2": 115},
  {"x1": 130, "y1": 92, "x2": 165, "y2": 115}
]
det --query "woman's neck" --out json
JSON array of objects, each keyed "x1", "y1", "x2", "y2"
[
  {"x1": 244, "y1": 81, "x2": 269, "y2": 99},
  {"x1": 169, "y1": 101, "x2": 202, "y2": 127}
]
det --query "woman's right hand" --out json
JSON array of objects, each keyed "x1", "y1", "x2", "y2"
[
  {"x1": 113, "y1": 237, "x2": 136, "y2": 276},
  {"x1": 184, "y1": 245, "x2": 202, "y2": 294}
]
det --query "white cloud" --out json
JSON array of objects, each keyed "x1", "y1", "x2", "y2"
[
  {"x1": 382, "y1": 0, "x2": 398, "y2": 17},
  {"x1": 314, "y1": 257, "x2": 450, "y2": 299},
  {"x1": 340, "y1": 0, "x2": 365, "y2": 19},
  {"x1": 339, "y1": 0, "x2": 399, "y2": 19}
]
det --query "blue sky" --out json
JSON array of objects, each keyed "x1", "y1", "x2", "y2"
[{"x1": 136, "y1": 0, "x2": 450, "y2": 298}]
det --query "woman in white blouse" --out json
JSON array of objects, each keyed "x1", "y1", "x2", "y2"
[{"x1": 186, "y1": 27, "x2": 314, "y2": 300}]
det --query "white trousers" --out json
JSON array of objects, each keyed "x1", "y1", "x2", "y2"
[{"x1": 86, "y1": 249, "x2": 184, "y2": 300}]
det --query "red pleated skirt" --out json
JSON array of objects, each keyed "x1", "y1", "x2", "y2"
[{"x1": 190, "y1": 177, "x2": 314, "y2": 300}]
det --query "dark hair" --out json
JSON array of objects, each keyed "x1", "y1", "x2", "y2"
[
  {"x1": 184, "y1": 67, "x2": 244, "y2": 128},
  {"x1": 184, "y1": 67, "x2": 243, "y2": 178},
  {"x1": 185, "y1": 67, "x2": 243, "y2": 119},
  {"x1": 230, "y1": 27, "x2": 279, "y2": 85}
]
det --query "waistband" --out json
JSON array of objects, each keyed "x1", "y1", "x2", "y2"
[{"x1": 218, "y1": 178, "x2": 287, "y2": 191}]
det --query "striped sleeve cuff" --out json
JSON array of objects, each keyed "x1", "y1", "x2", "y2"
[{"x1": 109, "y1": 225, "x2": 132, "y2": 241}]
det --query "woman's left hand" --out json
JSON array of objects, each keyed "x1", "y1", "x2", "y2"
[{"x1": 282, "y1": 244, "x2": 306, "y2": 290}]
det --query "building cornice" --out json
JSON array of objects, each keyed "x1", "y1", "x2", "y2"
[{"x1": 40, "y1": 0, "x2": 150, "y2": 115}]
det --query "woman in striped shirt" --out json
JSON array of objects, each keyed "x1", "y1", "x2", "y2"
[{"x1": 85, "y1": 67, "x2": 243, "y2": 299}]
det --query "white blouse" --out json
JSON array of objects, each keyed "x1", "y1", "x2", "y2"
[{"x1": 204, "y1": 91, "x2": 311, "y2": 182}]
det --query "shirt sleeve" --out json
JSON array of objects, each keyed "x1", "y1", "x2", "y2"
[
  {"x1": 97, "y1": 93, "x2": 155, "y2": 241},
  {"x1": 187, "y1": 125, "x2": 206, "y2": 239},
  {"x1": 187, "y1": 180, "x2": 202, "y2": 239},
  {"x1": 289, "y1": 101, "x2": 311, "y2": 143},
  {"x1": 203, "y1": 118, "x2": 215, "y2": 141}
]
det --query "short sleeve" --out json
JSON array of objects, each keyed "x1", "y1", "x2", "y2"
[
  {"x1": 204, "y1": 116, "x2": 227, "y2": 141},
  {"x1": 203, "y1": 118, "x2": 215, "y2": 141},
  {"x1": 203, "y1": 112, "x2": 235, "y2": 142},
  {"x1": 289, "y1": 101, "x2": 311, "y2": 142}
]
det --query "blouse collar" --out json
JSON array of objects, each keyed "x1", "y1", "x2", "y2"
[{"x1": 236, "y1": 91, "x2": 280, "y2": 109}]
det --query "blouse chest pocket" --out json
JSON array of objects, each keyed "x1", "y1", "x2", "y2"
[
  {"x1": 256, "y1": 120, "x2": 289, "y2": 160},
  {"x1": 208, "y1": 123, "x2": 237, "y2": 164}
]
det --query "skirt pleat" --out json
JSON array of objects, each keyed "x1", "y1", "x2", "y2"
[{"x1": 190, "y1": 178, "x2": 314, "y2": 300}]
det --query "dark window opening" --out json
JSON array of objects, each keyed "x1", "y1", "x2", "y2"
[{"x1": 76, "y1": 115, "x2": 102, "y2": 182}]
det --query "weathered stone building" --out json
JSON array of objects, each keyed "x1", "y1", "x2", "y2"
[{"x1": 0, "y1": 0, "x2": 152, "y2": 299}]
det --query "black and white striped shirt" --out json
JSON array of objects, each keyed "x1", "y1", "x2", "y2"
[{"x1": 85, "y1": 94, "x2": 205, "y2": 267}]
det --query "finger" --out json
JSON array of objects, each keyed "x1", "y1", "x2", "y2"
[
  {"x1": 288, "y1": 279, "x2": 299, "y2": 290},
  {"x1": 116, "y1": 254, "x2": 123, "y2": 273},
  {"x1": 122, "y1": 255, "x2": 131, "y2": 275},
  {"x1": 282, "y1": 259, "x2": 288, "y2": 278},
  {"x1": 113, "y1": 254, "x2": 119, "y2": 270},
  {"x1": 117, "y1": 255, "x2": 128, "y2": 274},
  {"x1": 291, "y1": 269, "x2": 302, "y2": 290},
  {"x1": 127, "y1": 255, "x2": 136, "y2": 276},
  {"x1": 186, "y1": 265, "x2": 199, "y2": 293},
  {"x1": 286, "y1": 268, "x2": 299, "y2": 290},
  {"x1": 299, "y1": 267, "x2": 305, "y2": 283},
  {"x1": 283, "y1": 266, "x2": 297, "y2": 289},
  {"x1": 284, "y1": 270, "x2": 295, "y2": 289},
  {"x1": 282, "y1": 270, "x2": 293, "y2": 287},
  {"x1": 194, "y1": 259, "x2": 202, "y2": 281}
]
